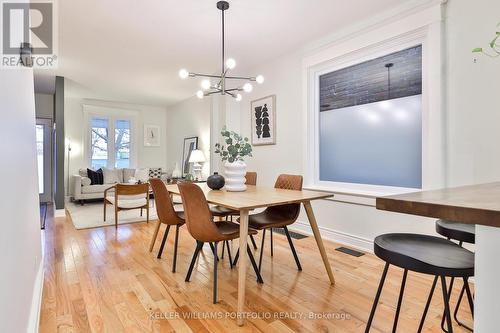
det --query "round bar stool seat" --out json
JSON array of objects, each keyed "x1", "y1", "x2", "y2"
[
  {"x1": 436, "y1": 219, "x2": 475, "y2": 244},
  {"x1": 366, "y1": 233, "x2": 475, "y2": 333},
  {"x1": 374, "y1": 233, "x2": 474, "y2": 277}
]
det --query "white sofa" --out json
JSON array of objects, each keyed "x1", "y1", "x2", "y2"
[{"x1": 71, "y1": 167, "x2": 161, "y2": 204}]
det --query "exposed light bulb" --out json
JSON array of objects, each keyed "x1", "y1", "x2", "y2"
[
  {"x1": 255, "y1": 75, "x2": 264, "y2": 84},
  {"x1": 196, "y1": 90, "x2": 204, "y2": 99},
  {"x1": 235, "y1": 93, "x2": 242, "y2": 102},
  {"x1": 226, "y1": 58, "x2": 236, "y2": 70},
  {"x1": 243, "y1": 82, "x2": 253, "y2": 93},
  {"x1": 179, "y1": 69, "x2": 189, "y2": 79},
  {"x1": 201, "y1": 79, "x2": 211, "y2": 90}
]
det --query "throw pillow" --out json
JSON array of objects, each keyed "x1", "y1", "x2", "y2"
[
  {"x1": 103, "y1": 168, "x2": 122, "y2": 184},
  {"x1": 87, "y1": 168, "x2": 104, "y2": 185},
  {"x1": 78, "y1": 168, "x2": 88, "y2": 178},
  {"x1": 134, "y1": 168, "x2": 149, "y2": 183},
  {"x1": 123, "y1": 168, "x2": 136, "y2": 183},
  {"x1": 149, "y1": 167, "x2": 162, "y2": 179},
  {"x1": 81, "y1": 177, "x2": 91, "y2": 186}
]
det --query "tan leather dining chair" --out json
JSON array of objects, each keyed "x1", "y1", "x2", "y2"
[
  {"x1": 104, "y1": 183, "x2": 150, "y2": 228},
  {"x1": 233, "y1": 174, "x2": 303, "y2": 275},
  {"x1": 178, "y1": 182, "x2": 263, "y2": 304},
  {"x1": 209, "y1": 171, "x2": 259, "y2": 252},
  {"x1": 149, "y1": 178, "x2": 185, "y2": 272}
]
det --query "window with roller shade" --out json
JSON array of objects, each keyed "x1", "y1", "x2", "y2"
[{"x1": 319, "y1": 45, "x2": 422, "y2": 189}]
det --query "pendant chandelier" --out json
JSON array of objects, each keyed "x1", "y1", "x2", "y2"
[{"x1": 178, "y1": 1, "x2": 264, "y2": 101}]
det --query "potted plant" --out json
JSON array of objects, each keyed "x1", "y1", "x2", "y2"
[
  {"x1": 472, "y1": 22, "x2": 500, "y2": 58},
  {"x1": 214, "y1": 127, "x2": 253, "y2": 191}
]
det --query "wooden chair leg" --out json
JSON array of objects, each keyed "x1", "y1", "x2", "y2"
[
  {"x1": 103, "y1": 201, "x2": 107, "y2": 221},
  {"x1": 114, "y1": 206, "x2": 118, "y2": 229},
  {"x1": 146, "y1": 205, "x2": 149, "y2": 223},
  {"x1": 149, "y1": 221, "x2": 162, "y2": 252}
]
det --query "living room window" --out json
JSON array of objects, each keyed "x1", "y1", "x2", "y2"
[{"x1": 84, "y1": 105, "x2": 137, "y2": 169}]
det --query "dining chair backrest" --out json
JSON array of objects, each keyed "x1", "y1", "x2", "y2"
[
  {"x1": 245, "y1": 172, "x2": 257, "y2": 186},
  {"x1": 267, "y1": 174, "x2": 303, "y2": 221},
  {"x1": 116, "y1": 183, "x2": 149, "y2": 197},
  {"x1": 149, "y1": 178, "x2": 181, "y2": 225},
  {"x1": 178, "y1": 182, "x2": 224, "y2": 242}
]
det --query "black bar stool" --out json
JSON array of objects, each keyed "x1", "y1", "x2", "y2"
[
  {"x1": 365, "y1": 233, "x2": 474, "y2": 333},
  {"x1": 435, "y1": 219, "x2": 475, "y2": 332}
]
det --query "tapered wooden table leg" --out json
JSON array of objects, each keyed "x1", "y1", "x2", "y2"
[
  {"x1": 303, "y1": 201, "x2": 335, "y2": 285},
  {"x1": 149, "y1": 220, "x2": 161, "y2": 252},
  {"x1": 237, "y1": 209, "x2": 249, "y2": 326}
]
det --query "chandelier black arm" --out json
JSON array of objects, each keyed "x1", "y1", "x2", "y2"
[
  {"x1": 224, "y1": 88, "x2": 242, "y2": 92},
  {"x1": 204, "y1": 89, "x2": 223, "y2": 96}
]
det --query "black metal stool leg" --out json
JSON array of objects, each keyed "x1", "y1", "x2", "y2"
[
  {"x1": 185, "y1": 241, "x2": 203, "y2": 282},
  {"x1": 247, "y1": 245, "x2": 264, "y2": 284},
  {"x1": 392, "y1": 269, "x2": 408, "y2": 333},
  {"x1": 250, "y1": 235, "x2": 258, "y2": 250},
  {"x1": 226, "y1": 241, "x2": 233, "y2": 269},
  {"x1": 172, "y1": 225, "x2": 180, "y2": 272},
  {"x1": 365, "y1": 262, "x2": 390, "y2": 333},
  {"x1": 441, "y1": 276, "x2": 454, "y2": 333},
  {"x1": 213, "y1": 242, "x2": 218, "y2": 304},
  {"x1": 463, "y1": 277, "x2": 474, "y2": 317},
  {"x1": 283, "y1": 226, "x2": 302, "y2": 271},
  {"x1": 258, "y1": 229, "x2": 266, "y2": 272},
  {"x1": 157, "y1": 225, "x2": 170, "y2": 259},
  {"x1": 417, "y1": 276, "x2": 439, "y2": 333},
  {"x1": 441, "y1": 277, "x2": 456, "y2": 332}
]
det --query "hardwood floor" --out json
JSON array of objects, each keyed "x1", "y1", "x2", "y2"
[{"x1": 39, "y1": 207, "x2": 473, "y2": 332}]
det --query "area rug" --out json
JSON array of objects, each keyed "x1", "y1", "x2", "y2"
[{"x1": 66, "y1": 200, "x2": 158, "y2": 230}]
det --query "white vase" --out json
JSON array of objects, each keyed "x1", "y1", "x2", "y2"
[{"x1": 224, "y1": 161, "x2": 247, "y2": 192}]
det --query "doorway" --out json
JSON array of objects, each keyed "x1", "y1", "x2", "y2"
[{"x1": 36, "y1": 118, "x2": 53, "y2": 203}]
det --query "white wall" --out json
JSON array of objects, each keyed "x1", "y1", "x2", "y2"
[
  {"x1": 166, "y1": 96, "x2": 212, "y2": 179},
  {"x1": 445, "y1": 0, "x2": 500, "y2": 186},
  {"x1": 65, "y1": 81, "x2": 169, "y2": 193},
  {"x1": 0, "y1": 69, "x2": 43, "y2": 331}
]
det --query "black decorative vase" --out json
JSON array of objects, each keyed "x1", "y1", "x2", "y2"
[{"x1": 207, "y1": 172, "x2": 225, "y2": 190}]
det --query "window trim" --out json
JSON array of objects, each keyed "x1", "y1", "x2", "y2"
[
  {"x1": 303, "y1": 18, "x2": 444, "y2": 196},
  {"x1": 83, "y1": 104, "x2": 138, "y2": 169}
]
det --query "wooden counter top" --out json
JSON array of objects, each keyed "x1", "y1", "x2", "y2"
[{"x1": 376, "y1": 182, "x2": 500, "y2": 227}]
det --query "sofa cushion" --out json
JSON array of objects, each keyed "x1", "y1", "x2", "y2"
[
  {"x1": 81, "y1": 184, "x2": 112, "y2": 194},
  {"x1": 103, "y1": 168, "x2": 123, "y2": 184},
  {"x1": 123, "y1": 168, "x2": 136, "y2": 183},
  {"x1": 134, "y1": 168, "x2": 149, "y2": 182},
  {"x1": 87, "y1": 168, "x2": 104, "y2": 185},
  {"x1": 81, "y1": 177, "x2": 92, "y2": 186},
  {"x1": 105, "y1": 196, "x2": 147, "y2": 209}
]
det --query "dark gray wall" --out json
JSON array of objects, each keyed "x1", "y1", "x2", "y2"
[
  {"x1": 320, "y1": 45, "x2": 422, "y2": 112},
  {"x1": 54, "y1": 76, "x2": 65, "y2": 209}
]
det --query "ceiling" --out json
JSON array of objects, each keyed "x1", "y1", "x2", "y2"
[{"x1": 35, "y1": 0, "x2": 414, "y2": 106}]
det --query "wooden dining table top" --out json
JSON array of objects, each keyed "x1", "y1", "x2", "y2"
[
  {"x1": 376, "y1": 182, "x2": 500, "y2": 227},
  {"x1": 165, "y1": 183, "x2": 333, "y2": 210}
]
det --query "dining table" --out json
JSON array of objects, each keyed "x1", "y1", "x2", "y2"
[
  {"x1": 376, "y1": 182, "x2": 500, "y2": 333},
  {"x1": 166, "y1": 183, "x2": 335, "y2": 326}
]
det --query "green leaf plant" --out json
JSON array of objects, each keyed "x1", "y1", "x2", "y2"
[
  {"x1": 214, "y1": 126, "x2": 253, "y2": 163},
  {"x1": 472, "y1": 22, "x2": 500, "y2": 58}
]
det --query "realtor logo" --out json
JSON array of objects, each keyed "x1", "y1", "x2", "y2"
[{"x1": 1, "y1": 1, "x2": 57, "y2": 68}]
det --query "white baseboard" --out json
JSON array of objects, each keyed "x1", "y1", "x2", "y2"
[
  {"x1": 27, "y1": 261, "x2": 44, "y2": 333},
  {"x1": 290, "y1": 220, "x2": 374, "y2": 254},
  {"x1": 54, "y1": 209, "x2": 66, "y2": 218}
]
